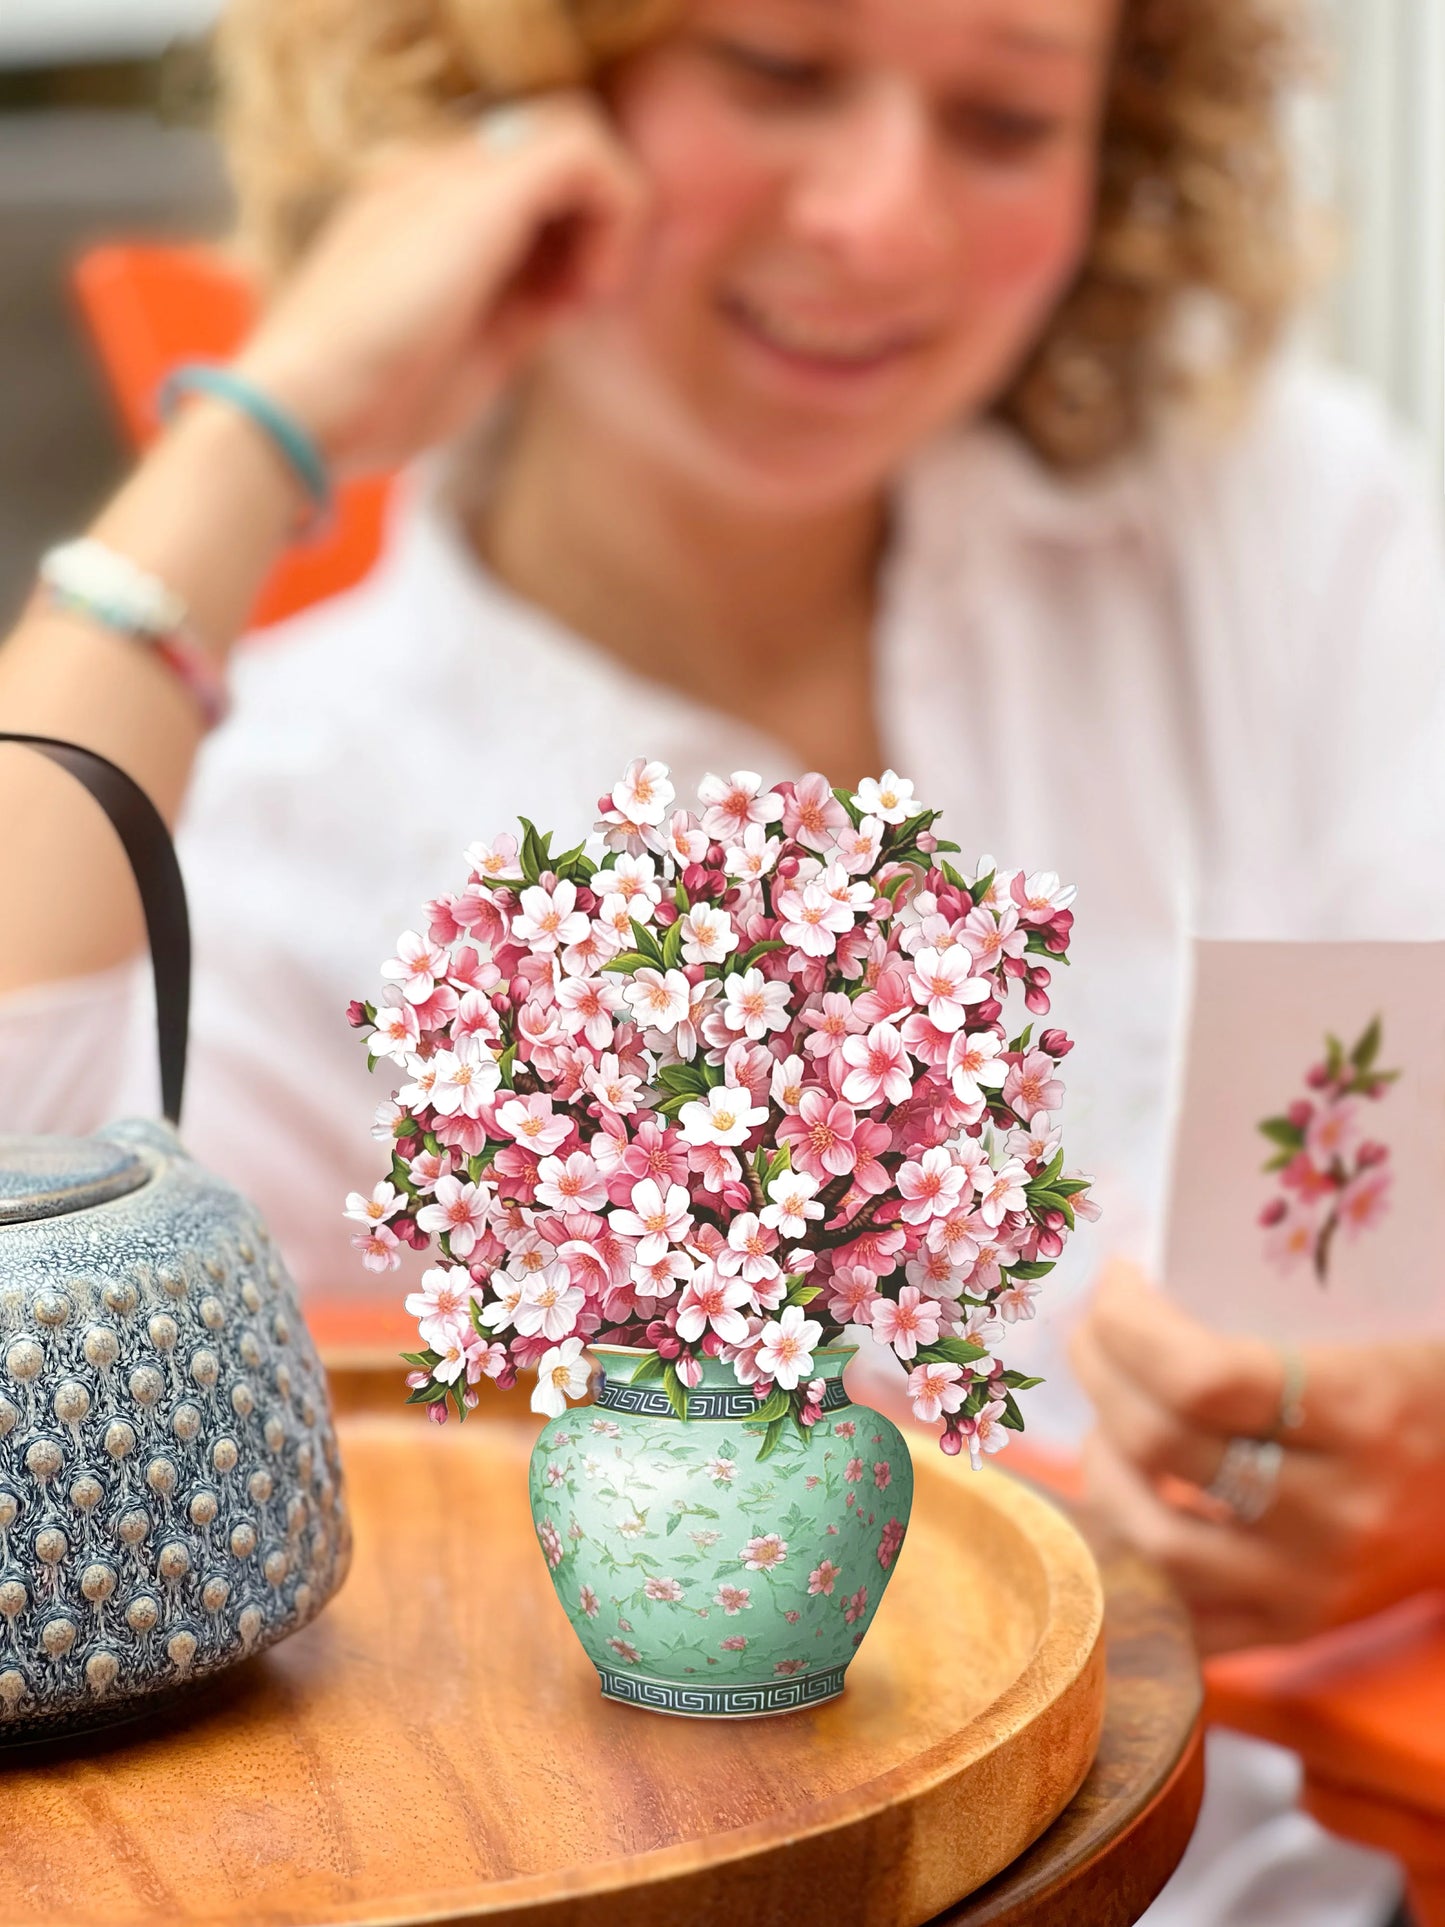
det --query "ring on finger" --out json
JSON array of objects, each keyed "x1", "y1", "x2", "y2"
[{"x1": 1205, "y1": 1436, "x2": 1284, "y2": 1525}]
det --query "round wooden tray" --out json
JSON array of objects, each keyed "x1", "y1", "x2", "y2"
[{"x1": 2, "y1": 1373, "x2": 1111, "y2": 1927}]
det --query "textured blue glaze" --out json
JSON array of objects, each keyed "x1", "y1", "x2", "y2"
[{"x1": 0, "y1": 1119, "x2": 351, "y2": 1738}]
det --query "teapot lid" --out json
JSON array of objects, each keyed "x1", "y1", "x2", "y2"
[{"x1": 0, "y1": 1136, "x2": 151, "y2": 1226}]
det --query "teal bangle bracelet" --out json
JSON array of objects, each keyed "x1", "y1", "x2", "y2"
[{"x1": 158, "y1": 362, "x2": 333, "y2": 528}]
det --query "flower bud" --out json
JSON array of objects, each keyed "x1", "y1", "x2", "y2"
[
  {"x1": 939, "y1": 1425, "x2": 964, "y2": 1457},
  {"x1": 1037, "y1": 1228, "x2": 1064, "y2": 1258},
  {"x1": 1039, "y1": 1028, "x2": 1073, "y2": 1059},
  {"x1": 346, "y1": 999, "x2": 371, "y2": 1030},
  {"x1": 1258, "y1": 1197, "x2": 1288, "y2": 1227},
  {"x1": 1286, "y1": 1099, "x2": 1314, "y2": 1130},
  {"x1": 656, "y1": 1333, "x2": 682, "y2": 1360},
  {"x1": 799, "y1": 1403, "x2": 821, "y2": 1428},
  {"x1": 405, "y1": 1371, "x2": 429, "y2": 1391},
  {"x1": 1357, "y1": 1139, "x2": 1389, "y2": 1167},
  {"x1": 1305, "y1": 1062, "x2": 1331, "y2": 1089},
  {"x1": 700, "y1": 1332, "x2": 725, "y2": 1357},
  {"x1": 676, "y1": 1354, "x2": 703, "y2": 1388},
  {"x1": 495, "y1": 1364, "x2": 517, "y2": 1391},
  {"x1": 426, "y1": 1400, "x2": 448, "y2": 1426}
]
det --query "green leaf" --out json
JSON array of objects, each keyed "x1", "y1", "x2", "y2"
[
  {"x1": 745, "y1": 1389, "x2": 791, "y2": 1427},
  {"x1": 1002, "y1": 1371, "x2": 1045, "y2": 1391},
  {"x1": 931, "y1": 838, "x2": 961, "y2": 854},
  {"x1": 630, "y1": 1353, "x2": 665, "y2": 1385},
  {"x1": 999, "y1": 1392, "x2": 1026, "y2": 1432},
  {"x1": 831, "y1": 785, "x2": 864, "y2": 828},
  {"x1": 1350, "y1": 1015, "x2": 1382, "y2": 1074},
  {"x1": 400, "y1": 1349, "x2": 441, "y2": 1369},
  {"x1": 662, "y1": 1364, "x2": 689, "y2": 1422},
  {"x1": 657, "y1": 1061, "x2": 710, "y2": 1096},
  {"x1": 405, "y1": 1381, "x2": 448, "y2": 1405},
  {"x1": 1008, "y1": 1260, "x2": 1056, "y2": 1281},
  {"x1": 970, "y1": 869, "x2": 995, "y2": 906},
  {"x1": 739, "y1": 939, "x2": 787, "y2": 970},
  {"x1": 517, "y1": 816, "x2": 545, "y2": 886},
  {"x1": 1037, "y1": 1147, "x2": 1065, "y2": 1189},
  {"x1": 784, "y1": 1281, "x2": 822, "y2": 1307},
  {"x1": 393, "y1": 1113, "x2": 418, "y2": 1139},
  {"x1": 665, "y1": 1512, "x2": 682, "y2": 1535},
  {"x1": 630, "y1": 918, "x2": 666, "y2": 967},
  {"x1": 1257, "y1": 1116, "x2": 1304, "y2": 1151},
  {"x1": 602, "y1": 950, "x2": 655, "y2": 974},
  {"x1": 673, "y1": 878, "x2": 690, "y2": 913},
  {"x1": 763, "y1": 1145, "x2": 793, "y2": 1187},
  {"x1": 755, "y1": 1417, "x2": 786, "y2": 1461},
  {"x1": 1051, "y1": 1178, "x2": 1091, "y2": 1199},
  {"x1": 1008, "y1": 1024, "x2": 1034, "y2": 1054},
  {"x1": 495, "y1": 1044, "x2": 517, "y2": 1091},
  {"x1": 921, "y1": 1336, "x2": 988, "y2": 1367},
  {"x1": 940, "y1": 860, "x2": 969, "y2": 892},
  {"x1": 660, "y1": 918, "x2": 684, "y2": 970},
  {"x1": 893, "y1": 807, "x2": 936, "y2": 846}
]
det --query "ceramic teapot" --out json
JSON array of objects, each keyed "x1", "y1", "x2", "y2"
[{"x1": 0, "y1": 734, "x2": 350, "y2": 1739}]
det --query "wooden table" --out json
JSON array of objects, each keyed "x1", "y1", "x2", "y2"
[{"x1": 0, "y1": 1367, "x2": 1201, "y2": 1927}]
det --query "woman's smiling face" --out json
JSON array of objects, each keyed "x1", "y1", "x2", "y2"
[{"x1": 548, "y1": 0, "x2": 1120, "y2": 509}]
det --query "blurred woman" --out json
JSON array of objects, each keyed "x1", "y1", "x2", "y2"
[{"x1": 1, "y1": 1, "x2": 1441, "y2": 1919}]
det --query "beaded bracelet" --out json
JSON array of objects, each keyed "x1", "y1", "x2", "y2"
[
  {"x1": 37, "y1": 539, "x2": 230, "y2": 731},
  {"x1": 158, "y1": 362, "x2": 333, "y2": 534}
]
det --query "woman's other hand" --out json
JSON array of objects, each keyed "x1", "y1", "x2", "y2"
[
  {"x1": 1070, "y1": 1262, "x2": 1445, "y2": 1654},
  {"x1": 234, "y1": 93, "x2": 648, "y2": 475}
]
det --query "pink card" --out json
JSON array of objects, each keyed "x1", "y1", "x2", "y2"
[{"x1": 1162, "y1": 939, "x2": 1445, "y2": 1344}]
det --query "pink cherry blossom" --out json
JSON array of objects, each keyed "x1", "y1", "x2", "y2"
[
  {"x1": 907, "y1": 946, "x2": 989, "y2": 1033},
  {"x1": 777, "y1": 881, "x2": 853, "y2": 958},
  {"x1": 1002, "y1": 1050, "x2": 1065, "y2": 1119},
  {"x1": 961, "y1": 1398, "x2": 1010, "y2": 1469},
  {"x1": 380, "y1": 929, "x2": 451, "y2": 1006},
  {"x1": 496, "y1": 1093, "x2": 572, "y2": 1157},
  {"x1": 554, "y1": 973, "x2": 622, "y2": 1049},
  {"x1": 1338, "y1": 1165, "x2": 1392, "y2": 1237},
  {"x1": 344, "y1": 1180, "x2": 404, "y2": 1228},
  {"x1": 898, "y1": 1147, "x2": 969, "y2": 1224},
  {"x1": 948, "y1": 1028, "x2": 1009, "y2": 1106},
  {"x1": 404, "y1": 1265, "x2": 475, "y2": 1350},
  {"x1": 720, "y1": 1211, "x2": 780, "y2": 1285},
  {"x1": 585, "y1": 1052, "x2": 645, "y2": 1116},
  {"x1": 906, "y1": 1360, "x2": 967, "y2": 1423},
  {"x1": 415, "y1": 1176, "x2": 491, "y2": 1259},
  {"x1": 514, "y1": 1261, "x2": 585, "y2": 1341},
  {"x1": 777, "y1": 1089, "x2": 859, "y2": 1181},
  {"x1": 535, "y1": 1150, "x2": 608, "y2": 1213},
  {"x1": 770, "y1": 1053, "x2": 808, "y2": 1113},
  {"x1": 824, "y1": 1265, "x2": 881, "y2": 1327},
  {"x1": 754, "y1": 1306, "x2": 822, "y2": 1389},
  {"x1": 724, "y1": 822, "x2": 782, "y2": 880},
  {"x1": 698, "y1": 769, "x2": 784, "y2": 841},
  {"x1": 678, "y1": 904, "x2": 738, "y2": 965},
  {"x1": 353, "y1": 1226, "x2": 406, "y2": 1274},
  {"x1": 783, "y1": 772, "x2": 848, "y2": 852},
  {"x1": 610, "y1": 1178, "x2": 692, "y2": 1262},
  {"x1": 622, "y1": 966, "x2": 691, "y2": 1035},
  {"x1": 512, "y1": 879, "x2": 589, "y2": 955},
  {"x1": 676, "y1": 1263, "x2": 752, "y2": 1343},
  {"x1": 869, "y1": 1286, "x2": 942, "y2": 1360},
  {"x1": 840, "y1": 1021, "x2": 912, "y2": 1107},
  {"x1": 975, "y1": 1157, "x2": 1029, "y2": 1228}
]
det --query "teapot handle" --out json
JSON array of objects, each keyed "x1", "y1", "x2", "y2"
[{"x1": 1, "y1": 734, "x2": 190, "y2": 1125}]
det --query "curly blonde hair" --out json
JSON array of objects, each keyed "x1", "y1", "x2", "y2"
[{"x1": 216, "y1": 0, "x2": 1312, "y2": 470}]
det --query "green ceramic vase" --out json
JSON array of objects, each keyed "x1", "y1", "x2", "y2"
[{"x1": 527, "y1": 1344, "x2": 914, "y2": 1718}]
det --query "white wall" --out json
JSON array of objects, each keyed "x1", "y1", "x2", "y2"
[
  {"x1": 1313, "y1": 0, "x2": 1445, "y2": 480},
  {"x1": 0, "y1": 2, "x2": 222, "y2": 68}
]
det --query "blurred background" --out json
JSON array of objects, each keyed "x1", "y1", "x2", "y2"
[{"x1": 2, "y1": 0, "x2": 1443, "y2": 625}]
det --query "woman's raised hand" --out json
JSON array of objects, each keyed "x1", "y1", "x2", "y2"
[
  {"x1": 234, "y1": 93, "x2": 649, "y2": 475},
  {"x1": 1071, "y1": 1262, "x2": 1445, "y2": 1655}
]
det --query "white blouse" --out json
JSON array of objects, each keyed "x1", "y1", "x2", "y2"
[{"x1": 2, "y1": 360, "x2": 1441, "y2": 1923}]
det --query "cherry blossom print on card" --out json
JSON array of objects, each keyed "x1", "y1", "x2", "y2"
[
  {"x1": 347, "y1": 764, "x2": 1095, "y2": 1458},
  {"x1": 1257, "y1": 1016, "x2": 1398, "y2": 1284}
]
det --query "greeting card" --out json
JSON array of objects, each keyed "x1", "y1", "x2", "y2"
[{"x1": 1163, "y1": 940, "x2": 1445, "y2": 1344}]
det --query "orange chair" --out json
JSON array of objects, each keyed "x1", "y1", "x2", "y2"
[
  {"x1": 70, "y1": 242, "x2": 395, "y2": 631},
  {"x1": 70, "y1": 237, "x2": 1445, "y2": 1916}
]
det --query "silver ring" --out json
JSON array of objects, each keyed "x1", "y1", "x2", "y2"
[
  {"x1": 475, "y1": 103, "x2": 534, "y2": 154},
  {"x1": 1205, "y1": 1437, "x2": 1284, "y2": 1525}
]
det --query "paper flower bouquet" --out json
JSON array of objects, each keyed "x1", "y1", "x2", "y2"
[{"x1": 348, "y1": 761, "x2": 1093, "y2": 1450}]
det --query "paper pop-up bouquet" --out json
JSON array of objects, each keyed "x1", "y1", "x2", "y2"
[{"x1": 345, "y1": 760, "x2": 1094, "y2": 1465}]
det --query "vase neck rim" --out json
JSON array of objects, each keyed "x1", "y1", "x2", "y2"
[{"x1": 590, "y1": 1344, "x2": 855, "y2": 1393}]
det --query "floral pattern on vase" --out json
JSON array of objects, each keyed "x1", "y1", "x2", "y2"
[{"x1": 528, "y1": 1346, "x2": 912, "y2": 1717}]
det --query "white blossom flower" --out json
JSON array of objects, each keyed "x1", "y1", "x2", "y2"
[
  {"x1": 611, "y1": 758, "x2": 674, "y2": 827},
  {"x1": 531, "y1": 1336, "x2": 592, "y2": 1417},
  {"x1": 512, "y1": 878, "x2": 589, "y2": 954},
  {"x1": 760, "y1": 1171, "x2": 823, "y2": 1239},
  {"x1": 697, "y1": 770, "x2": 784, "y2": 841},
  {"x1": 721, "y1": 967, "x2": 791, "y2": 1040},
  {"x1": 851, "y1": 771, "x2": 917, "y2": 825},
  {"x1": 679, "y1": 1085, "x2": 769, "y2": 1148},
  {"x1": 678, "y1": 904, "x2": 738, "y2": 966},
  {"x1": 623, "y1": 967, "x2": 692, "y2": 1034},
  {"x1": 514, "y1": 1262, "x2": 585, "y2": 1341},
  {"x1": 724, "y1": 823, "x2": 782, "y2": 881}
]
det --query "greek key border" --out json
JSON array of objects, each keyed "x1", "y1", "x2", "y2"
[
  {"x1": 594, "y1": 1377, "x2": 850, "y2": 1421},
  {"x1": 597, "y1": 1664, "x2": 847, "y2": 1718}
]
